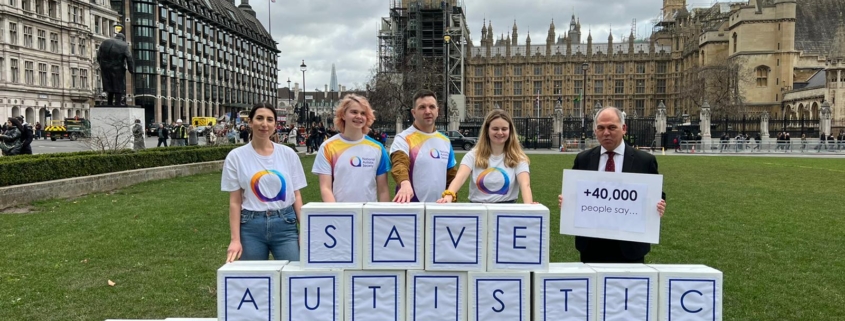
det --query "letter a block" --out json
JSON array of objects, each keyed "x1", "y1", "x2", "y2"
[
  {"x1": 589, "y1": 264, "x2": 658, "y2": 321},
  {"x1": 648, "y1": 264, "x2": 723, "y2": 321},
  {"x1": 301, "y1": 203, "x2": 363, "y2": 269},
  {"x1": 406, "y1": 270, "x2": 468, "y2": 321},
  {"x1": 533, "y1": 263, "x2": 598, "y2": 321},
  {"x1": 425, "y1": 203, "x2": 488, "y2": 271},
  {"x1": 281, "y1": 264, "x2": 344, "y2": 321},
  {"x1": 344, "y1": 270, "x2": 406, "y2": 321},
  {"x1": 363, "y1": 203, "x2": 425, "y2": 270},
  {"x1": 485, "y1": 204, "x2": 550, "y2": 272},
  {"x1": 216, "y1": 260, "x2": 289, "y2": 321},
  {"x1": 468, "y1": 272, "x2": 531, "y2": 321}
]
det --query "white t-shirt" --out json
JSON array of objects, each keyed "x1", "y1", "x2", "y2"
[
  {"x1": 221, "y1": 143, "x2": 307, "y2": 211},
  {"x1": 389, "y1": 126, "x2": 456, "y2": 202},
  {"x1": 460, "y1": 150, "x2": 530, "y2": 203},
  {"x1": 312, "y1": 135, "x2": 391, "y2": 202}
]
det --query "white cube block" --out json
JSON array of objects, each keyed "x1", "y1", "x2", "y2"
[
  {"x1": 281, "y1": 264, "x2": 344, "y2": 321},
  {"x1": 344, "y1": 270, "x2": 406, "y2": 321},
  {"x1": 362, "y1": 203, "x2": 426, "y2": 270},
  {"x1": 301, "y1": 202, "x2": 364, "y2": 269},
  {"x1": 165, "y1": 319, "x2": 217, "y2": 321},
  {"x1": 648, "y1": 264, "x2": 723, "y2": 321},
  {"x1": 406, "y1": 270, "x2": 468, "y2": 321},
  {"x1": 485, "y1": 204, "x2": 550, "y2": 272},
  {"x1": 533, "y1": 263, "x2": 598, "y2": 321},
  {"x1": 468, "y1": 272, "x2": 531, "y2": 321},
  {"x1": 588, "y1": 264, "x2": 658, "y2": 321},
  {"x1": 425, "y1": 203, "x2": 488, "y2": 271},
  {"x1": 216, "y1": 260, "x2": 289, "y2": 321}
]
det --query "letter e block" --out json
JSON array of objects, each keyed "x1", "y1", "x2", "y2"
[
  {"x1": 301, "y1": 203, "x2": 364, "y2": 269},
  {"x1": 281, "y1": 264, "x2": 344, "y2": 321},
  {"x1": 589, "y1": 263, "x2": 658, "y2": 321},
  {"x1": 216, "y1": 260, "x2": 289, "y2": 321},
  {"x1": 648, "y1": 264, "x2": 723, "y2": 321},
  {"x1": 363, "y1": 203, "x2": 425, "y2": 270},
  {"x1": 468, "y1": 272, "x2": 530, "y2": 321},
  {"x1": 344, "y1": 270, "x2": 406, "y2": 321},
  {"x1": 534, "y1": 263, "x2": 598, "y2": 321},
  {"x1": 406, "y1": 270, "x2": 468, "y2": 321},
  {"x1": 486, "y1": 204, "x2": 550, "y2": 272},
  {"x1": 425, "y1": 204, "x2": 488, "y2": 271}
]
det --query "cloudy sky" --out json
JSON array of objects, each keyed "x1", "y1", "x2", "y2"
[{"x1": 242, "y1": 0, "x2": 712, "y2": 91}]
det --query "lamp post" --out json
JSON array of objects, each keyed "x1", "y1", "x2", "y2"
[
  {"x1": 581, "y1": 62, "x2": 589, "y2": 148},
  {"x1": 300, "y1": 60, "x2": 307, "y2": 128},
  {"x1": 286, "y1": 77, "x2": 292, "y2": 123},
  {"x1": 443, "y1": 34, "x2": 451, "y2": 124}
]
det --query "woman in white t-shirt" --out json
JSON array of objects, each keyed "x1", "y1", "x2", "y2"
[
  {"x1": 312, "y1": 94, "x2": 391, "y2": 202},
  {"x1": 437, "y1": 109, "x2": 535, "y2": 204},
  {"x1": 221, "y1": 103, "x2": 307, "y2": 263}
]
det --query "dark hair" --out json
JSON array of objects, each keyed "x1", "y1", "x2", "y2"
[
  {"x1": 412, "y1": 89, "x2": 437, "y2": 107},
  {"x1": 248, "y1": 102, "x2": 275, "y2": 120},
  {"x1": 8, "y1": 117, "x2": 23, "y2": 131}
]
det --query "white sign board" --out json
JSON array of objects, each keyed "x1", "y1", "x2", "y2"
[{"x1": 560, "y1": 170, "x2": 663, "y2": 244}]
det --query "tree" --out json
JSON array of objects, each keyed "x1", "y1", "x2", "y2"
[
  {"x1": 679, "y1": 57, "x2": 750, "y2": 117},
  {"x1": 365, "y1": 56, "x2": 445, "y2": 123}
]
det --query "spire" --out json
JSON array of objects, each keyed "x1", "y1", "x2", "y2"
[
  {"x1": 330, "y1": 64, "x2": 338, "y2": 92},
  {"x1": 550, "y1": 19, "x2": 555, "y2": 30},
  {"x1": 587, "y1": 30, "x2": 592, "y2": 42},
  {"x1": 487, "y1": 20, "x2": 493, "y2": 38},
  {"x1": 512, "y1": 20, "x2": 519, "y2": 46},
  {"x1": 513, "y1": 19, "x2": 518, "y2": 32},
  {"x1": 481, "y1": 18, "x2": 487, "y2": 44},
  {"x1": 237, "y1": 0, "x2": 256, "y2": 17}
]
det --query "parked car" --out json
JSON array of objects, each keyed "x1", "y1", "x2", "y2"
[{"x1": 440, "y1": 130, "x2": 477, "y2": 150}]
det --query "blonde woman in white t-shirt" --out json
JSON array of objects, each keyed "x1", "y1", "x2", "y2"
[
  {"x1": 437, "y1": 109, "x2": 535, "y2": 204},
  {"x1": 221, "y1": 102, "x2": 307, "y2": 263}
]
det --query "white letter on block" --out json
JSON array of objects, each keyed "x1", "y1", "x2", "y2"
[
  {"x1": 345, "y1": 270, "x2": 406, "y2": 321},
  {"x1": 217, "y1": 261, "x2": 288, "y2": 321},
  {"x1": 590, "y1": 264, "x2": 657, "y2": 321},
  {"x1": 302, "y1": 203, "x2": 363, "y2": 269},
  {"x1": 425, "y1": 204, "x2": 488, "y2": 271},
  {"x1": 486, "y1": 204, "x2": 550, "y2": 271},
  {"x1": 406, "y1": 270, "x2": 467, "y2": 321},
  {"x1": 363, "y1": 203, "x2": 425, "y2": 270},
  {"x1": 282, "y1": 264, "x2": 344, "y2": 321},
  {"x1": 468, "y1": 272, "x2": 530, "y2": 321},
  {"x1": 649, "y1": 264, "x2": 723, "y2": 321}
]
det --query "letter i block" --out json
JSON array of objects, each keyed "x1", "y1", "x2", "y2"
[
  {"x1": 588, "y1": 264, "x2": 658, "y2": 321},
  {"x1": 301, "y1": 203, "x2": 364, "y2": 269},
  {"x1": 425, "y1": 203, "x2": 488, "y2": 271},
  {"x1": 648, "y1": 264, "x2": 723, "y2": 321},
  {"x1": 216, "y1": 260, "x2": 290, "y2": 321},
  {"x1": 281, "y1": 263, "x2": 344, "y2": 321},
  {"x1": 363, "y1": 203, "x2": 425, "y2": 270},
  {"x1": 468, "y1": 271, "x2": 531, "y2": 321},
  {"x1": 485, "y1": 204, "x2": 550, "y2": 272},
  {"x1": 406, "y1": 270, "x2": 468, "y2": 321},
  {"x1": 533, "y1": 263, "x2": 598, "y2": 321},
  {"x1": 344, "y1": 270, "x2": 406, "y2": 321}
]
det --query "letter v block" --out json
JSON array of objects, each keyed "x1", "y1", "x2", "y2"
[
  {"x1": 486, "y1": 204, "x2": 550, "y2": 272},
  {"x1": 216, "y1": 260, "x2": 289, "y2": 321},
  {"x1": 468, "y1": 271, "x2": 531, "y2": 321},
  {"x1": 648, "y1": 264, "x2": 723, "y2": 321},
  {"x1": 363, "y1": 203, "x2": 425, "y2": 270},
  {"x1": 281, "y1": 263, "x2": 344, "y2": 321},
  {"x1": 589, "y1": 263, "x2": 658, "y2": 321},
  {"x1": 344, "y1": 270, "x2": 406, "y2": 321},
  {"x1": 301, "y1": 203, "x2": 364, "y2": 269},
  {"x1": 425, "y1": 203, "x2": 488, "y2": 271}
]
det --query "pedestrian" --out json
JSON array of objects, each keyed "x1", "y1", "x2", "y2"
[
  {"x1": 188, "y1": 125, "x2": 198, "y2": 146},
  {"x1": 132, "y1": 119, "x2": 145, "y2": 150},
  {"x1": 221, "y1": 102, "x2": 306, "y2": 262},
  {"x1": 157, "y1": 123, "x2": 169, "y2": 147}
]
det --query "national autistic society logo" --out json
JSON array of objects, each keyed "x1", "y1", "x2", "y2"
[
  {"x1": 349, "y1": 156, "x2": 363, "y2": 167},
  {"x1": 250, "y1": 170, "x2": 287, "y2": 202},
  {"x1": 429, "y1": 148, "x2": 441, "y2": 159},
  {"x1": 476, "y1": 167, "x2": 510, "y2": 195}
]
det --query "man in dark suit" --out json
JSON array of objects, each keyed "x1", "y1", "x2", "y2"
[{"x1": 559, "y1": 107, "x2": 667, "y2": 263}]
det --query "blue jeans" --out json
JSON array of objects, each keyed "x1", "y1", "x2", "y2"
[{"x1": 239, "y1": 207, "x2": 300, "y2": 261}]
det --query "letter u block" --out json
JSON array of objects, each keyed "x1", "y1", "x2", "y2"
[
  {"x1": 468, "y1": 271, "x2": 531, "y2": 321},
  {"x1": 301, "y1": 203, "x2": 364, "y2": 269},
  {"x1": 344, "y1": 270, "x2": 406, "y2": 321},
  {"x1": 588, "y1": 263, "x2": 658, "y2": 321},
  {"x1": 216, "y1": 260, "x2": 290, "y2": 321},
  {"x1": 406, "y1": 270, "x2": 468, "y2": 321},
  {"x1": 485, "y1": 204, "x2": 550, "y2": 272},
  {"x1": 281, "y1": 263, "x2": 344, "y2": 321},
  {"x1": 424, "y1": 204, "x2": 488, "y2": 271},
  {"x1": 362, "y1": 203, "x2": 425, "y2": 270},
  {"x1": 533, "y1": 263, "x2": 597, "y2": 321},
  {"x1": 648, "y1": 264, "x2": 723, "y2": 321}
]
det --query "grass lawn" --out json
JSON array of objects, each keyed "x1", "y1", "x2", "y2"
[{"x1": 1, "y1": 154, "x2": 844, "y2": 320}]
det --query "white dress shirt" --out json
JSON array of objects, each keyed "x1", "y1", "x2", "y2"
[{"x1": 599, "y1": 142, "x2": 626, "y2": 173}]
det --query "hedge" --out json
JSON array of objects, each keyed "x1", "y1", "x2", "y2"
[{"x1": 0, "y1": 143, "x2": 298, "y2": 187}]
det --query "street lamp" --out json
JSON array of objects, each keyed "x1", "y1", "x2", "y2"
[
  {"x1": 581, "y1": 62, "x2": 589, "y2": 149},
  {"x1": 300, "y1": 60, "x2": 307, "y2": 128},
  {"x1": 286, "y1": 77, "x2": 292, "y2": 123},
  {"x1": 443, "y1": 34, "x2": 451, "y2": 124}
]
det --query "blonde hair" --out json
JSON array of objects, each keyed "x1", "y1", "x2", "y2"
[
  {"x1": 334, "y1": 94, "x2": 375, "y2": 134},
  {"x1": 474, "y1": 109, "x2": 529, "y2": 168}
]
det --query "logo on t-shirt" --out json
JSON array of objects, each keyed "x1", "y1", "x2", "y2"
[
  {"x1": 250, "y1": 170, "x2": 287, "y2": 202},
  {"x1": 477, "y1": 167, "x2": 510, "y2": 195},
  {"x1": 350, "y1": 156, "x2": 363, "y2": 167},
  {"x1": 429, "y1": 148, "x2": 441, "y2": 159}
]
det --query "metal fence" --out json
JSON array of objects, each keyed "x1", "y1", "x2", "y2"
[
  {"x1": 673, "y1": 139, "x2": 845, "y2": 154},
  {"x1": 513, "y1": 118, "x2": 554, "y2": 149}
]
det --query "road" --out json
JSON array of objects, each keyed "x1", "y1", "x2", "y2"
[{"x1": 28, "y1": 136, "x2": 203, "y2": 154}]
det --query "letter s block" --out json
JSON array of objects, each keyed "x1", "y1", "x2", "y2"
[
  {"x1": 363, "y1": 203, "x2": 425, "y2": 270},
  {"x1": 281, "y1": 263, "x2": 344, "y2": 321},
  {"x1": 301, "y1": 203, "x2": 364, "y2": 270},
  {"x1": 425, "y1": 203, "x2": 488, "y2": 272},
  {"x1": 648, "y1": 264, "x2": 723, "y2": 321},
  {"x1": 216, "y1": 260, "x2": 290, "y2": 321},
  {"x1": 485, "y1": 204, "x2": 550, "y2": 272},
  {"x1": 468, "y1": 271, "x2": 530, "y2": 321}
]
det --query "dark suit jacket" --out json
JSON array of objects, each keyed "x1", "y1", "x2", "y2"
[{"x1": 572, "y1": 144, "x2": 665, "y2": 260}]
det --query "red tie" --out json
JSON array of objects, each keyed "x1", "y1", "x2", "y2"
[{"x1": 605, "y1": 151, "x2": 616, "y2": 172}]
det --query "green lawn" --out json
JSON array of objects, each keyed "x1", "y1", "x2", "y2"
[{"x1": 1, "y1": 154, "x2": 843, "y2": 320}]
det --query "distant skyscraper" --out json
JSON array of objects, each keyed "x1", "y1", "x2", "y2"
[{"x1": 330, "y1": 64, "x2": 339, "y2": 92}]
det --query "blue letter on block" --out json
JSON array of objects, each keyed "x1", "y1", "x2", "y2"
[
  {"x1": 305, "y1": 287, "x2": 321, "y2": 310},
  {"x1": 447, "y1": 226, "x2": 465, "y2": 248},
  {"x1": 383, "y1": 226, "x2": 405, "y2": 247},
  {"x1": 681, "y1": 290, "x2": 703, "y2": 313},
  {"x1": 512, "y1": 226, "x2": 527, "y2": 249},
  {"x1": 559, "y1": 289, "x2": 572, "y2": 312},
  {"x1": 238, "y1": 288, "x2": 259, "y2": 310},
  {"x1": 492, "y1": 289, "x2": 506, "y2": 313},
  {"x1": 369, "y1": 286, "x2": 381, "y2": 308},
  {"x1": 324, "y1": 225, "x2": 337, "y2": 248}
]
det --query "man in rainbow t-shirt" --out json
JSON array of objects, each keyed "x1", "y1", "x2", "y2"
[{"x1": 390, "y1": 90, "x2": 457, "y2": 202}]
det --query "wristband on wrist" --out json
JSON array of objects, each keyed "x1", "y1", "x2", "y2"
[{"x1": 441, "y1": 190, "x2": 457, "y2": 200}]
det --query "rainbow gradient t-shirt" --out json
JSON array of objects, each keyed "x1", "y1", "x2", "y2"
[
  {"x1": 460, "y1": 150, "x2": 529, "y2": 203},
  {"x1": 389, "y1": 126, "x2": 456, "y2": 202},
  {"x1": 312, "y1": 135, "x2": 390, "y2": 202},
  {"x1": 221, "y1": 143, "x2": 307, "y2": 211}
]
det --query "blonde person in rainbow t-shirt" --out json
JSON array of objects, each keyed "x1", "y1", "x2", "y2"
[
  {"x1": 312, "y1": 94, "x2": 391, "y2": 202},
  {"x1": 437, "y1": 109, "x2": 535, "y2": 204}
]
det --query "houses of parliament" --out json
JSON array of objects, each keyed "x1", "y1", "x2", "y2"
[{"x1": 464, "y1": 0, "x2": 845, "y2": 127}]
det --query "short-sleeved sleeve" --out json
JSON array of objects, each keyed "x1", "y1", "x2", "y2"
[
  {"x1": 515, "y1": 159, "x2": 530, "y2": 175},
  {"x1": 460, "y1": 150, "x2": 476, "y2": 168},
  {"x1": 389, "y1": 133, "x2": 409, "y2": 155},
  {"x1": 221, "y1": 152, "x2": 240, "y2": 192},
  {"x1": 447, "y1": 145, "x2": 457, "y2": 169},
  {"x1": 286, "y1": 147, "x2": 308, "y2": 191},
  {"x1": 377, "y1": 144, "x2": 391, "y2": 175},
  {"x1": 311, "y1": 141, "x2": 332, "y2": 175}
]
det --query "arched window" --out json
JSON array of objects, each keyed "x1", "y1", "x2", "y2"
[
  {"x1": 756, "y1": 66, "x2": 769, "y2": 87},
  {"x1": 732, "y1": 33, "x2": 738, "y2": 53}
]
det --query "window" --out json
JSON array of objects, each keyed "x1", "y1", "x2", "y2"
[
  {"x1": 0, "y1": 58, "x2": 3, "y2": 82},
  {"x1": 37, "y1": 29, "x2": 45, "y2": 50},
  {"x1": 50, "y1": 32, "x2": 58, "y2": 52},
  {"x1": 533, "y1": 81, "x2": 542, "y2": 95},
  {"x1": 71, "y1": 68, "x2": 78, "y2": 88},
  {"x1": 494, "y1": 66, "x2": 502, "y2": 76},
  {"x1": 534, "y1": 65, "x2": 542, "y2": 75},
  {"x1": 656, "y1": 62, "x2": 667, "y2": 74},
  {"x1": 513, "y1": 65, "x2": 522, "y2": 76},
  {"x1": 554, "y1": 81, "x2": 562, "y2": 95},
  {"x1": 615, "y1": 80, "x2": 625, "y2": 94},
  {"x1": 615, "y1": 100, "x2": 624, "y2": 110},
  {"x1": 554, "y1": 65, "x2": 563, "y2": 75},
  {"x1": 513, "y1": 81, "x2": 522, "y2": 95},
  {"x1": 70, "y1": 37, "x2": 76, "y2": 55},
  {"x1": 636, "y1": 80, "x2": 645, "y2": 93},
  {"x1": 494, "y1": 82, "x2": 503, "y2": 95},
  {"x1": 48, "y1": 0, "x2": 56, "y2": 18},
  {"x1": 574, "y1": 80, "x2": 583, "y2": 94},
  {"x1": 474, "y1": 82, "x2": 483, "y2": 96},
  {"x1": 10, "y1": 0, "x2": 15, "y2": 7},
  {"x1": 616, "y1": 63, "x2": 625, "y2": 74},
  {"x1": 35, "y1": 0, "x2": 43, "y2": 14},
  {"x1": 9, "y1": 23, "x2": 17, "y2": 45},
  {"x1": 81, "y1": 69, "x2": 88, "y2": 89},
  {"x1": 11, "y1": 59, "x2": 19, "y2": 83},
  {"x1": 635, "y1": 99, "x2": 645, "y2": 116},
  {"x1": 24, "y1": 61, "x2": 34, "y2": 84},
  {"x1": 513, "y1": 101, "x2": 523, "y2": 118},
  {"x1": 657, "y1": 79, "x2": 666, "y2": 93},
  {"x1": 594, "y1": 80, "x2": 604, "y2": 94},
  {"x1": 0, "y1": 17, "x2": 3, "y2": 43},
  {"x1": 756, "y1": 66, "x2": 769, "y2": 87},
  {"x1": 636, "y1": 63, "x2": 646, "y2": 74},
  {"x1": 71, "y1": 6, "x2": 78, "y2": 23},
  {"x1": 732, "y1": 33, "x2": 737, "y2": 53},
  {"x1": 21, "y1": 0, "x2": 29, "y2": 11},
  {"x1": 79, "y1": 39, "x2": 86, "y2": 56},
  {"x1": 51, "y1": 65, "x2": 59, "y2": 87},
  {"x1": 575, "y1": 65, "x2": 584, "y2": 74},
  {"x1": 23, "y1": 26, "x2": 33, "y2": 47},
  {"x1": 38, "y1": 63, "x2": 46, "y2": 85},
  {"x1": 95, "y1": 17, "x2": 100, "y2": 34},
  {"x1": 594, "y1": 63, "x2": 604, "y2": 74}
]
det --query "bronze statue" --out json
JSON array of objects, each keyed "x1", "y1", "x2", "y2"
[{"x1": 96, "y1": 32, "x2": 134, "y2": 106}]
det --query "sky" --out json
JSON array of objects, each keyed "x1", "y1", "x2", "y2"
[{"x1": 242, "y1": 0, "x2": 715, "y2": 91}]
